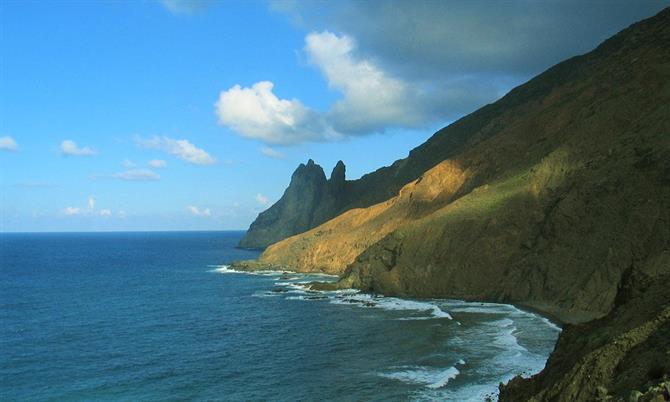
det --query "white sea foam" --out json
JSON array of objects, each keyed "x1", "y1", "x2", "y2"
[
  {"x1": 379, "y1": 362, "x2": 463, "y2": 389},
  {"x1": 251, "y1": 291, "x2": 281, "y2": 298},
  {"x1": 490, "y1": 318, "x2": 527, "y2": 352},
  {"x1": 210, "y1": 261, "x2": 560, "y2": 402},
  {"x1": 330, "y1": 294, "x2": 453, "y2": 319},
  {"x1": 209, "y1": 265, "x2": 285, "y2": 276},
  {"x1": 446, "y1": 301, "x2": 562, "y2": 333}
]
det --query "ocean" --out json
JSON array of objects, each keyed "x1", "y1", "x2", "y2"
[{"x1": 0, "y1": 231, "x2": 560, "y2": 401}]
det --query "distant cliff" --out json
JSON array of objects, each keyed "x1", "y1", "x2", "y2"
[
  {"x1": 240, "y1": 71, "x2": 530, "y2": 248},
  {"x1": 235, "y1": 8, "x2": 670, "y2": 400},
  {"x1": 238, "y1": 160, "x2": 346, "y2": 248}
]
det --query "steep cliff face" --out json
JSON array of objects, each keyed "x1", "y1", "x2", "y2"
[
  {"x1": 242, "y1": 54, "x2": 560, "y2": 249},
  {"x1": 250, "y1": 5, "x2": 670, "y2": 323},
  {"x1": 234, "y1": 9, "x2": 670, "y2": 400},
  {"x1": 499, "y1": 267, "x2": 670, "y2": 402},
  {"x1": 238, "y1": 159, "x2": 347, "y2": 249}
]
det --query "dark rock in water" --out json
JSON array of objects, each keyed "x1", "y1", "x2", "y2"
[
  {"x1": 305, "y1": 295, "x2": 328, "y2": 300},
  {"x1": 271, "y1": 288, "x2": 288, "y2": 293}
]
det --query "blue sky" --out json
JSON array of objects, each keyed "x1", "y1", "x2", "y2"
[{"x1": 1, "y1": 0, "x2": 665, "y2": 232}]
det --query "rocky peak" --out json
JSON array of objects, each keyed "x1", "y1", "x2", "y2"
[
  {"x1": 329, "y1": 160, "x2": 346, "y2": 185},
  {"x1": 291, "y1": 159, "x2": 326, "y2": 183}
]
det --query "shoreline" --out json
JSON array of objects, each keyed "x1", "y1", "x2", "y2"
[{"x1": 226, "y1": 260, "x2": 566, "y2": 328}]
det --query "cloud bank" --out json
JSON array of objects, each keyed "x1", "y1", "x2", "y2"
[
  {"x1": 136, "y1": 136, "x2": 215, "y2": 165},
  {"x1": 216, "y1": 1, "x2": 665, "y2": 145}
]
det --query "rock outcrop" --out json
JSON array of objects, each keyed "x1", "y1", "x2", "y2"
[
  {"x1": 235, "y1": 9, "x2": 670, "y2": 401},
  {"x1": 499, "y1": 268, "x2": 670, "y2": 402},
  {"x1": 238, "y1": 159, "x2": 347, "y2": 249},
  {"x1": 246, "y1": 5, "x2": 670, "y2": 319},
  {"x1": 235, "y1": 8, "x2": 670, "y2": 400}
]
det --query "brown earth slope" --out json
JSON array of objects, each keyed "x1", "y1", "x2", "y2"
[
  {"x1": 242, "y1": 8, "x2": 670, "y2": 325},
  {"x1": 233, "y1": 9, "x2": 670, "y2": 400},
  {"x1": 240, "y1": 17, "x2": 631, "y2": 250}
]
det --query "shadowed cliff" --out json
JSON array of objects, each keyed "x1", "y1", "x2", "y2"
[
  {"x1": 235, "y1": 8, "x2": 670, "y2": 400},
  {"x1": 238, "y1": 159, "x2": 346, "y2": 249}
]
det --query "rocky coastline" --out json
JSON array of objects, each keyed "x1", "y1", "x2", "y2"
[{"x1": 233, "y1": 8, "x2": 670, "y2": 401}]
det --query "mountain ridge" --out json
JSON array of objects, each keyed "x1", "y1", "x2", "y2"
[{"x1": 234, "y1": 8, "x2": 670, "y2": 401}]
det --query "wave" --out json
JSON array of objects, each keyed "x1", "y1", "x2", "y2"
[
  {"x1": 213, "y1": 265, "x2": 559, "y2": 401},
  {"x1": 379, "y1": 361, "x2": 464, "y2": 389},
  {"x1": 490, "y1": 318, "x2": 527, "y2": 352},
  {"x1": 329, "y1": 294, "x2": 453, "y2": 320},
  {"x1": 208, "y1": 265, "x2": 286, "y2": 276}
]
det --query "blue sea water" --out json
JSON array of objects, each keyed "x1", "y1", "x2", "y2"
[{"x1": 0, "y1": 231, "x2": 560, "y2": 401}]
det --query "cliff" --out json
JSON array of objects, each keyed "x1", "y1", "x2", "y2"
[
  {"x1": 238, "y1": 159, "x2": 346, "y2": 248},
  {"x1": 234, "y1": 8, "x2": 670, "y2": 400}
]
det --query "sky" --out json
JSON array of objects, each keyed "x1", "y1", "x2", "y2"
[{"x1": 0, "y1": 0, "x2": 666, "y2": 232}]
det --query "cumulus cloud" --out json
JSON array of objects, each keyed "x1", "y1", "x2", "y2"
[
  {"x1": 87, "y1": 196, "x2": 96, "y2": 210},
  {"x1": 305, "y1": 31, "x2": 442, "y2": 134},
  {"x1": 0, "y1": 136, "x2": 18, "y2": 151},
  {"x1": 148, "y1": 159, "x2": 167, "y2": 168},
  {"x1": 99, "y1": 209, "x2": 112, "y2": 217},
  {"x1": 187, "y1": 205, "x2": 211, "y2": 216},
  {"x1": 229, "y1": 0, "x2": 663, "y2": 144},
  {"x1": 136, "y1": 136, "x2": 215, "y2": 165},
  {"x1": 60, "y1": 140, "x2": 96, "y2": 156},
  {"x1": 216, "y1": 31, "x2": 481, "y2": 143},
  {"x1": 260, "y1": 147, "x2": 285, "y2": 159},
  {"x1": 215, "y1": 81, "x2": 336, "y2": 145},
  {"x1": 255, "y1": 193, "x2": 269, "y2": 206},
  {"x1": 112, "y1": 169, "x2": 160, "y2": 181},
  {"x1": 161, "y1": 0, "x2": 212, "y2": 14}
]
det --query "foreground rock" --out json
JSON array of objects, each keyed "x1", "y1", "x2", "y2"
[{"x1": 499, "y1": 269, "x2": 670, "y2": 401}]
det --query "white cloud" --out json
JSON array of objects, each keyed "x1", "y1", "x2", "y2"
[
  {"x1": 112, "y1": 169, "x2": 160, "y2": 181},
  {"x1": 122, "y1": 159, "x2": 136, "y2": 168},
  {"x1": 260, "y1": 147, "x2": 285, "y2": 159},
  {"x1": 118, "y1": 210, "x2": 127, "y2": 219},
  {"x1": 63, "y1": 207, "x2": 81, "y2": 215},
  {"x1": 215, "y1": 31, "x2": 447, "y2": 144},
  {"x1": 161, "y1": 0, "x2": 212, "y2": 14},
  {"x1": 255, "y1": 193, "x2": 269, "y2": 206},
  {"x1": 63, "y1": 197, "x2": 116, "y2": 218},
  {"x1": 0, "y1": 136, "x2": 18, "y2": 151},
  {"x1": 148, "y1": 159, "x2": 167, "y2": 168},
  {"x1": 136, "y1": 136, "x2": 215, "y2": 165},
  {"x1": 60, "y1": 140, "x2": 96, "y2": 156},
  {"x1": 215, "y1": 81, "x2": 336, "y2": 145},
  {"x1": 305, "y1": 31, "x2": 434, "y2": 134},
  {"x1": 187, "y1": 205, "x2": 211, "y2": 216}
]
